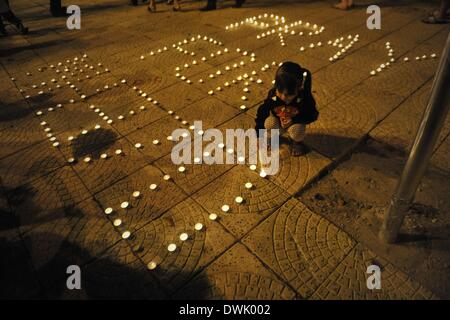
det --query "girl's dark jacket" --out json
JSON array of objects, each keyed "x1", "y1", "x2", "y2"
[{"x1": 255, "y1": 69, "x2": 319, "y2": 137}]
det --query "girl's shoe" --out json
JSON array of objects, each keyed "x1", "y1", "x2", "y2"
[{"x1": 291, "y1": 141, "x2": 306, "y2": 157}]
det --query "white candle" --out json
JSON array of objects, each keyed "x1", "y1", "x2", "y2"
[
  {"x1": 168, "y1": 243, "x2": 177, "y2": 252},
  {"x1": 104, "y1": 207, "x2": 113, "y2": 215},
  {"x1": 221, "y1": 205, "x2": 230, "y2": 212},
  {"x1": 209, "y1": 213, "x2": 217, "y2": 221},
  {"x1": 149, "y1": 184, "x2": 158, "y2": 190},
  {"x1": 113, "y1": 219, "x2": 122, "y2": 227},
  {"x1": 194, "y1": 223, "x2": 203, "y2": 231},
  {"x1": 147, "y1": 261, "x2": 157, "y2": 270},
  {"x1": 245, "y1": 182, "x2": 253, "y2": 189},
  {"x1": 122, "y1": 231, "x2": 131, "y2": 239},
  {"x1": 179, "y1": 233, "x2": 189, "y2": 241},
  {"x1": 235, "y1": 196, "x2": 243, "y2": 204},
  {"x1": 121, "y1": 201, "x2": 129, "y2": 209}
]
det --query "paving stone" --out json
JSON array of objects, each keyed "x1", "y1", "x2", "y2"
[
  {"x1": 0, "y1": 228, "x2": 43, "y2": 299},
  {"x1": 108, "y1": 100, "x2": 168, "y2": 136},
  {"x1": 431, "y1": 135, "x2": 450, "y2": 173},
  {"x1": 311, "y1": 244, "x2": 437, "y2": 300},
  {"x1": 268, "y1": 148, "x2": 331, "y2": 196},
  {"x1": 0, "y1": 117, "x2": 45, "y2": 157},
  {"x1": 109, "y1": 61, "x2": 179, "y2": 95},
  {"x1": 35, "y1": 101, "x2": 108, "y2": 136},
  {"x1": 8, "y1": 166, "x2": 92, "y2": 233},
  {"x1": 129, "y1": 197, "x2": 236, "y2": 294},
  {"x1": 21, "y1": 197, "x2": 121, "y2": 295},
  {"x1": 125, "y1": 114, "x2": 183, "y2": 162},
  {"x1": 0, "y1": 92, "x2": 38, "y2": 133},
  {"x1": 303, "y1": 106, "x2": 367, "y2": 159},
  {"x1": 174, "y1": 243, "x2": 297, "y2": 300},
  {"x1": 176, "y1": 96, "x2": 240, "y2": 129},
  {"x1": 0, "y1": 140, "x2": 66, "y2": 189},
  {"x1": 193, "y1": 165, "x2": 290, "y2": 238},
  {"x1": 151, "y1": 81, "x2": 207, "y2": 112},
  {"x1": 46, "y1": 240, "x2": 167, "y2": 299},
  {"x1": 243, "y1": 198, "x2": 355, "y2": 298},
  {"x1": 67, "y1": 137, "x2": 148, "y2": 194},
  {"x1": 370, "y1": 81, "x2": 450, "y2": 153},
  {"x1": 95, "y1": 164, "x2": 188, "y2": 230}
]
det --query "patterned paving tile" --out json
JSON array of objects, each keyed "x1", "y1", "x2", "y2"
[{"x1": 243, "y1": 198, "x2": 356, "y2": 298}]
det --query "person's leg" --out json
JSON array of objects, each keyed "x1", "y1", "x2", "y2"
[
  {"x1": 437, "y1": 0, "x2": 450, "y2": 18},
  {"x1": 173, "y1": 0, "x2": 180, "y2": 11},
  {"x1": 2, "y1": 10, "x2": 28, "y2": 34},
  {"x1": 263, "y1": 115, "x2": 282, "y2": 150},
  {"x1": 333, "y1": 0, "x2": 353, "y2": 10},
  {"x1": 200, "y1": 0, "x2": 216, "y2": 11},
  {"x1": 423, "y1": 0, "x2": 450, "y2": 23},
  {"x1": 287, "y1": 123, "x2": 306, "y2": 156},
  {"x1": 233, "y1": 0, "x2": 245, "y2": 8},
  {"x1": 148, "y1": 0, "x2": 156, "y2": 12},
  {"x1": 0, "y1": 16, "x2": 7, "y2": 36}
]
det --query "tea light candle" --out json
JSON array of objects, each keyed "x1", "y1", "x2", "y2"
[
  {"x1": 221, "y1": 205, "x2": 230, "y2": 212},
  {"x1": 115, "y1": 149, "x2": 123, "y2": 155},
  {"x1": 168, "y1": 243, "x2": 177, "y2": 252},
  {"x1": 249, "y1": 164, "x2": 257, "y2": 171},
  {"x1": 84, "y1": 157, "x2": 91, "y2": 163},
  {"x1": 245, "y1": 182, "x2": 253, "y2": 189},
  {"x1": 163, "y1": 175, "x2": 171, "y2": 181},
  {"x1": 104, "y1": 207, "x2": 113, "y2": 215},
  {"x1": 180, "y1": 233, "x2": 189, "y2": 241},
  {"x1": 68, "y1": 157, "x2": 75, "y2": 164},
  {"x1": 235, "y1": 196, "x2": 243, "y2": 204},
  {"x1": 135, "y1": 143, "x2": 142, "y2": 149},
  {"x1": 259, "y1": 170, "x2": 267, "y2": 178},
  {"x1": 113, "y1": 219, "x2": 122, "y2": 227},
  {"x1": 194, "y1": 223, "x2": 203, "y2": 231},
  {"x1": 132, "y1": 191, "x2": 140, "y2": 198},
  {"x1": 147, "y1": 261, "x2": 157, "y2": 270},
  {"x1": 209, "y1": 213, "x2": 217, "y2": 221},
  {"x1": 101, "y1": 153, "x2": 108, "y2": 159},
  {"x1": 149, "y1": 184, "x2": 157, "y2": 190},
  {"x1": 178, "y1": 166, "x2": 186, "y2": 173},
  {"x1": 121, "y1": 201, "x2": 129, "y2": 209},
  {"x1": 122, "y1": 231, "x2": 131, "y2": 239}
]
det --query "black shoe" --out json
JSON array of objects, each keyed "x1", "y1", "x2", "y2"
[
  {"x1": 200, "y1": 5, "x2": 216, "y2": 11},
  {"x1": 17, "y1": 23, "x2": 29, "y2": 35},
  {"x1": 51, "y1": 6, "x2": 69, "y2": 17},
  {"x1": 233, "y1": 0, "x2": 245, "y2": 8},
  {"x1": 131, "y1": 0, "x2": 138, "y2": 5}
]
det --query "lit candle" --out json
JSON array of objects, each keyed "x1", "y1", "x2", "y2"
[{"x1": 180, "y1": 233, "x2": 189, "y2": 241}]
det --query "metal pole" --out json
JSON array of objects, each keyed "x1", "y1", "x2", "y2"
[{"x1": 379, "y1": 32, "x2": 450, "y2": 244}]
